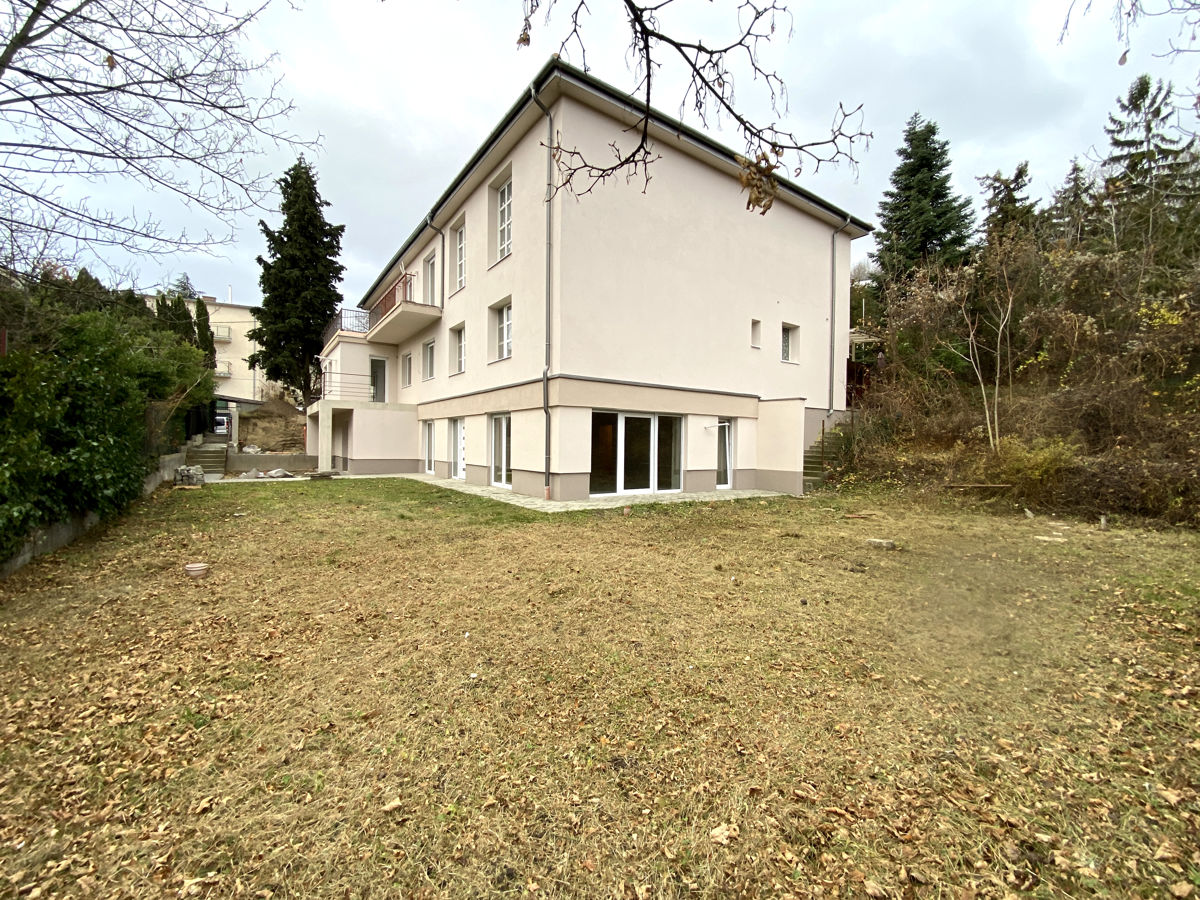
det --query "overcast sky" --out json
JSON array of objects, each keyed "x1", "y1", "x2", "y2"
[{"x1": 129, "y1": 1, "x2": 1194, "y2": 308}]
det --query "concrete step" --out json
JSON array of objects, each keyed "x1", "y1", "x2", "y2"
[{"x1": 186, "y1": 444, "x2": 227, "y2": 474}]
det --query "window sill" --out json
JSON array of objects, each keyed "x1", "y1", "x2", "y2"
[
  {"x1": 449, "y1": 369, "x2": 464, "y2": 378},
  {"x1": 750, "y1": 344, "x2": 761, "y2": 350},
  {"x1": 488, "y1": 354, "x2": 512, "y2": 366},
  {"x1": 422, "y1": 376, "x2": 436, "y2": 382},
  {"x1": 488, "y1": 252, "x2": 511, "y2": 272},
  {"x1": 449, "y1": 285, "x2": 465, "y2": 299},
  {"x1": 780, "y1": 359, "x2": 800, "y2": 366}
]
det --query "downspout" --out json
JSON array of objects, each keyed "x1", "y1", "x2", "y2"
[
  {"x1": 425, "y1": 214, "x2": 446, "y2": 308},
  {"x1": 829, "y1": 215, "x2": 852, "y2": 413},
  {"x1": 531, "y1": 85, "x2": 554, "y2": 500}
]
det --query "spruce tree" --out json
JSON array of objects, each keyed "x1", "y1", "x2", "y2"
[
  {"x1": 872, "y1": 113, "x2": 975, "y2": 281},
  {"x1": 978, "y1": 161, "x2": 1036, "y2": 240},
  {"x1": 1104, "y1": 75, "x2": 1195, "y2": 197},
  {"x1": 1043, "y1": 159, "x2": 1098, "y2": 249},
  {"x1": 247, "y1": 157, "x2": 345, "y2": 407},
  {"x1": 1102, "y1": 75, "x2": 1200, "y2": 265}
]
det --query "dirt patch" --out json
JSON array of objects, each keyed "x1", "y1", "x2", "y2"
[
  {"x1": 0, "y1": 483, "x2": 1196, "y2": 898},
  {"x1": 239, "y1": 397, "x2": 304, "y2": 452}
]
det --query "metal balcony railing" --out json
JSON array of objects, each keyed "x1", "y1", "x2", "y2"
[
  {"x1": 321, "y1": 308, "x2": 370, "y2": 347},
  {"x1": 368, "y1": 273, "x2": 430, "y2": 331},
  {"x1": 318, "y1": 371, "x2": 382, "y2": 401},
  {"x1": 211, "y1": 324, "x2": 233, "y2": 342}
]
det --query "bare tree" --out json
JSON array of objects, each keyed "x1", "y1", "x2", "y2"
[
  {"x1": 0, "y1": 0, "x2": 305, "y2": 274},
  {"x1": 516, "y1": 0, "x2": 870, "y2": 212},
  {"x1": 1063, "y1": 1, "x2": 1200, "y2": 110}
]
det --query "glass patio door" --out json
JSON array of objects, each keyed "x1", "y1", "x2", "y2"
[{"x1": 589, "y1": 412, "x2": 682, "y2": 495}]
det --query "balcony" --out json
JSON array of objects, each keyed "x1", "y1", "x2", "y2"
[
  {"x1": 367, "y1": 274, "x2": 440, "y2": 344},
  {"x1": 322, "y1": 308, "x2": 370, "y2": 347},
  {"x1": 214, "y1": 360, "x2": 232, "y2": 378},
  {"x1": 317, "y1": 371, "x2": 382, "y2": 402},
  {"x1": 212, "y1": 324, "x2": 233, "y2": 342}
]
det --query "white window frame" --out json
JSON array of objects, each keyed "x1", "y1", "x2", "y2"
[
  {"x1": 490, "y1": 413, "x2": 512, "y2": 488},
  {"x1": 782, "y1": 323, "x2": 797, "y2": 362},
  {"x1": 455, "y1": 224, "x2": 466, "y2": 291},
  {"x1": 589, "y1": 411, "x2": 684, "y2": 496},
  {"x1": 422, "y1": 420, "x2": 435, "y2": 474},
  {"x1": 423, "y1": 253, "x2": 436, "y2": 306},
  {"x1": 497, "y1": 180, "x2": 512, "y2": 260},
  {"x1": 422, "y1": 340, "x2": 435, "y2": 381},
  {"x1": 495, "y1": 302, "x2": 512, "y2": 360},
  {"x1": 450, "y1": 418, "x2": 465, "y2": 480},
  {"x1": 716, "y1": 418, "x2": 733, "y2": 489},
  {"x1": 451, "y1": 325, "x2": 466, "y2": 375},
  {"x1": 401, "y1": 352, "x2": 412, "y2": 388}
]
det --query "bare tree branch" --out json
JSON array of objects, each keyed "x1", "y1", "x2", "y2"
[
  {"x1": 518, "y1": 0, "x2": 870, "y2": 212},
  {"x1": 0, "y1": 0, "x2": 310, "y2": 274}
]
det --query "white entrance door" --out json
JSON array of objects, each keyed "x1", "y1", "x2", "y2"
[
  {"x1": 450, "y1": 418, "x2": 465, "y2": 479},
  {"x1": 716, "y1": 418, "x2": 733, "y2": 489}
]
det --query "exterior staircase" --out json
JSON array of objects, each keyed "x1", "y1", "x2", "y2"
[
  {"x1": 802, "y1": 425, "x2": 849, "y2": 492},
  {"x1": 185, "y1": 435, "x2": 228, "y2": 478}
]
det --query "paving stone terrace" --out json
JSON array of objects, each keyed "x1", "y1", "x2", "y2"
[{"x1": 211, "y1": 472, "x2": 785, "y2": 512}]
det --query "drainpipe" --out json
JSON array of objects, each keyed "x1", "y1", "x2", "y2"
[
  {"x1": 425, "y1": 214, "x2": 446, "y2": 308},
  {"x1": 531, "y1": 84, "x2": 554, "y2": 500},
  {"x1": 829, "y1": 215, "x2": 852, "y2": 413}
]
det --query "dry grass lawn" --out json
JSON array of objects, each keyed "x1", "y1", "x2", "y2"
[{"x1": 1, "y1": 479, "x2": 1197, "y2": 899}]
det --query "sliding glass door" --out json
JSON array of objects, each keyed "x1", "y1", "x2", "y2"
[{"x1": 590, "y1": 411, "x2": 682, "y2": 495}]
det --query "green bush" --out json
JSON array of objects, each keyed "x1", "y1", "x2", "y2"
[{"x1": 0, "y1": 311, "x2": 211, "y2": 563}]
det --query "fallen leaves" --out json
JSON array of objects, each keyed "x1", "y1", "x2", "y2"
[
  {"x1": 1, "y1": 480, "x2": 1198, "y2": 898},
  {"x1": 709, "y1": 823, "x2": 740, "y2": 845}
]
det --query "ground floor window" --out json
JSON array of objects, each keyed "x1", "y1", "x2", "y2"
[
  {"x1": 590, "y1": 411, "x2": 682, "y2": 495},
  {"x1": 490, "y1": 413, "x2": 511, "y2": 487},
  {"x1": 450, "y1": 418, "x2": 465, "y2": 480},
  {"x1": 423, "y1": 420, "x2": 434, "y2": 474}
]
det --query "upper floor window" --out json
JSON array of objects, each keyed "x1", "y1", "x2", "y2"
[
  {"x1": 423, "y1": 253, "x2": 436, "y2": 305},
  {"x1": 782, "y1": 323, "x2": 797, "y2": 362},
  {"x1": 454, "y1": 224, "x2": 466, "y2": 291},
  {"x1": 451, "y1": 324, "x2": 466, "y2": 374},
  {"x1": 422, "y1": 340, "x2": 435, "y2": 380},
  {"x1": 401, "y1": 352, "x2": 412, "y2": 388},
  {"x1": 494, "y1": 301, "x2": 512, "y2": 360},
  {"x1": 497, "y1": 180, "x2": 512, "y2": 260}
]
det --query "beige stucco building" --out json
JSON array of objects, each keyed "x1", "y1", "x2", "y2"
[
  {"x1": 308, "y1": 58, "x2": 871, "y2": 500},
  {"x1": 201, "y1": 298, "x2": 272, "y2": 403}
]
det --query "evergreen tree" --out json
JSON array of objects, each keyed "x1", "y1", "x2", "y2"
[
  {"x1": 247, "y1": 157, "x2": 345, "y2": 407},
  {"x1": 872, "y1": 113, "x2": 975, "y2": 282},
  {"x1": 170, "y1": 296, "x2": 196, "y2": 345},
  {"x1": 1104, "y1": 75, "x2": 1195, "y2": 197},
  {"x1": 1102, "y1": 75, "x2": 1200, "y2": 266},
  {"x1": 978, "y1": 161, "x2": 1036, "y2": 241},
  {"x1": 1043, "y1": 159, "x2": 1098, "y2": 249},
  {"x1": 194, "y1": 299, "x2": 216, "y2": 368}
]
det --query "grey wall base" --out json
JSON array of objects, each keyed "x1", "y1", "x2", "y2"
[
  {"x1": 228, "y1": 453, "x2": 318, "y2": 473},
  {"x1": 3, "y1": 450, "x2": 187, "y2": 580}
]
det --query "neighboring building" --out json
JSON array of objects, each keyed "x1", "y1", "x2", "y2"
[
  {"x1": 201, "y1": 297, "x2": 272, "y2": 403},
  {"x1": 308, "y1": 58, "x2": 871, "y2": 500}
]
